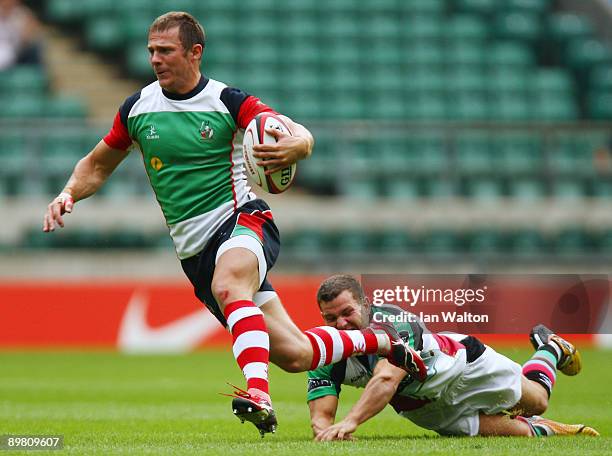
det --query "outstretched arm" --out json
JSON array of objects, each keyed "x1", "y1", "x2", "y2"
[
  {"x1": 315, "y1": 360, "x2": 407, "y2": 441},
  {"x1": 43, "y1": 140, "x2": 129, "y2": 232}
]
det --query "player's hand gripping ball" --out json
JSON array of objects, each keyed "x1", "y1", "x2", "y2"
[{"x1": 242, "y1": 113, "x2": 297, "y2": 194}]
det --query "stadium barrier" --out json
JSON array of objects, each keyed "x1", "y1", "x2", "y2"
[{"x1": 0, "y1": 277, "x2": 599, "y2": 351}]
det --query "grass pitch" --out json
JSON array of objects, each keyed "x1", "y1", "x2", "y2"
[{"x1": 0, "y1": 348, "x2": 609, "y2": 455}]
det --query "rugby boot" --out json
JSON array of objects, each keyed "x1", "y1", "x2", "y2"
[
  {"x1": 525, "y1": 416, "x2": 599, "y2": 437},
  {"x1": 224, "y1": 385, "x2": 277, "y2": 437},
  {"x1": 369, "y1": 321, "x2": 427, "y2": 381},
  {"x1": 529, "y1": 324, "x2": 582, "y2": 376}
]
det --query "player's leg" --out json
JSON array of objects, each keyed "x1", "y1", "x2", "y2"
[
  {"x1": 511, "y1": 324, "x2": 583, "y2": 416},
  {"x1": 212, "y1": 247, "x2": 269, "y2": 396},
  {"x1": 478, "y1": 414, "x2": 532, "y2": 436},
  {"x1": 509, "y1": 376, "x2": 549, "y2": 416},
  {"x1": 260, "y1": 294, "x2": 417, "y2": 374}
]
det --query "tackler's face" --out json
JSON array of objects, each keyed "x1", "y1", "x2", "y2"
[{"x1": 319, "y1": 290, "x2": 368, "y2": 331}]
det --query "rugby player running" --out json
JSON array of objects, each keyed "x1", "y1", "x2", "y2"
[{"x1": 42, "y1": 12, "x2": 425, "y2": 437}]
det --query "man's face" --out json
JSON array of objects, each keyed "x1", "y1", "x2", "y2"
[
  {"x1": 319, "y1": 289, "x2": 368, "y2": 330},
  {"x1": 147, "y1": 26, "x2": 200, "y2": 93}
]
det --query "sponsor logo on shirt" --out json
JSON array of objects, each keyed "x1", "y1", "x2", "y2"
[{"x1": 146, "y1": 125, "x2": 160, "y2": 140}]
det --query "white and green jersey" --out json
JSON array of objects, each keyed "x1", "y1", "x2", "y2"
[
  {"x1": 307, "y1": 305, "x2": 483, "y2": 413},
  {"x1": 104, "y1": 76, "x2": 274, "y2": 259}
]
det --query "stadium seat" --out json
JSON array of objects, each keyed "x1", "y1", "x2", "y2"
[
  {"x1": 447, "y1": 94, "x2": 488, "y2": 120},
  {"x1": 565, "y1": 39, "x2": 612, "y2": 73},
  {"x1": 551, "y1": 179, "x2": 587, "y2": 199},
  {"x1": 46, "y1": 96, "x2": 88, "y2": 119},
  {"x1": 494, "y1": 12, "x2": 541, "y2": 43},
  {"x1": 378, "y1": 230, "x2": 415, "y2": 255},
  {"x1": 589, "y1": 64, "x2": 612, "y2": 91},
  {"x1": 126, "y1": 44, "x2": 153, "y2": 79},
  {"x1": 588, "y1": 92, "x2": 612, "y2": 120},
  {"x1": 547, "y1": 13, "x2": 594, "y2": 46},
  {"x1": 509, "y1": 230, "x2": 548, "y2": 256},
  {"x1": 421, "y1": 178, "x2": 457, "y2": 198},
  {"x1": 463, "y1": 178, "x2": 503, "y2": 200},
  {"x1": 507, "y1": 178, "x2": 546, "y2": 200},
  {"x1": 421, "y1": 230, "x2": 460, "y2": 256},
  {"x1": 455, "y1": 0, "x2": 498, "y2": 16},
  {"x1": 444, "y1": 15, "x2": 488, "y2": 42},
  {"x1": 489, "y1": 95, "x2": 530, "y2": 121},
  {"x1": 0, "y1": 65, "x2": 47, "y2": 95},
  {"x1": 502, "y1": 0, "x2": 551, "y2": 15},
  {"x1": 86, "y1": 17, "x2": 123, "y2": 52},
  {"x1": 467, "y1": 230, "x2": 505, "y2": 255},
  {"x1": 494, "y1": 133, "x2": 543, "y2": 173},
  {"x1": 333, "y1": 230, "x2": 374, "y2": 255},
  {"x1": 385, "y1": 180, "x2": 421, "y2": 200},
  {"x1": 486, "y1": 42, "x2": 534, "y2": 68},
  {"x1": 554, "y1": 228, "x2": 593, "y2": 256},
  {"x1": 455, "y1": 132, "x2": 493, "y2": 174}
]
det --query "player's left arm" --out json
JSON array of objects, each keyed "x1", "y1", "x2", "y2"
[
  {"x1": 308, "y1": 395, "x2": 339, "y2": 438},
  {"x1": 253, "y1": 115, "x2": 314, "y2": 175},
  {"x1": 315, "y1": 360, "x2": 407, "y2": 442}
]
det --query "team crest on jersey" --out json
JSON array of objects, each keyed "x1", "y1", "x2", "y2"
[
  {"x1": 145, "y1": 125, "x2": 159, "y2": 140},
  {"x1": 199, "y1": 121, "x2": 214, "y2": 140}
]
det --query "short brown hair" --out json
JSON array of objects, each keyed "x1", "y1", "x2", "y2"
[
  {"x1": 317, "y1": 274, "x2": 366, "y2": 306},
  {"x1": 149, "y1": 11, "x2": 206, "y2": 53}
]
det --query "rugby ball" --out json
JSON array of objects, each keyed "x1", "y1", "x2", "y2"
[{"x1": 242, "y1": 113, "x2": 297, "y2": 194}]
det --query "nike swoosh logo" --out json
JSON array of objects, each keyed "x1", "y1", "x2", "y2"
[{"x1": 117, "y1": 290, "x2": 221, "y2": 353}]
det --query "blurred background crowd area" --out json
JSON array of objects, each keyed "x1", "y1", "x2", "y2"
[{"x1": 1, "y1": 0, "x2": 611, "y2": 276}]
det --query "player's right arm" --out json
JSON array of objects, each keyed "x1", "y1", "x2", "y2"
[
  {"x1": 42, "y1": 140, "x2": 129, "y2": 232},
  {"x1": 43, "y1": 92, "x2": 136, "y2": 232}
]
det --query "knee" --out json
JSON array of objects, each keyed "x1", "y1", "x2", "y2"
[
  {"x1": 211, "y1": 263, "x2": 256, "y2": 306},
  {"x1": 272, "y1": 343, "x2": 312, "y2": 373},
  {"x1": 531, "y1": 394, "x2": 548, "y2": 415},
  {"x1": 279, "y1": 358, "x2": 306, "y2": 373}
]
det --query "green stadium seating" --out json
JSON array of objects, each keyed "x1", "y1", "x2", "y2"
[
  {"x1": 455, "y1": 0, "x2": 498, "y2": 16},
  {"x1": 378, "y1": 230, "x2": 415, "y2": 254},
  {"x1": 551, "y1": 179, "x2": 587, "y2": 199},
  {"x1": 507, "y1": 179, "x2": 546, "y2": 200},
  {"x1": 46, "y1": 96, "x2": 87, "y2": 119},
  {"x1": 445, "y1": 15, "x2": 489, "y2": 42},
  {"x1": 509, "y1": 230, "x2": 548, "y2": 256},
  {"x1": 0, "y1": 65, "x2": 47, "y2": 94},
  {"x1": 494, "y1": 12, "x2": 541, "y2": 42},
  {"x1": 455, "y1": 132, "x2": 493, "y2": 174},
  {"x1": 565, "y1": 39, "x2": 612, "y2": 72},
  {"x1": 547, "y1": 13, "x2": 594, "y2": 45},
  {"x1": 588, "y1": 92, "x2": 612, "y2": 120},
  {"x1": 126, "y1": 44, "x2": 153, "y2": 79},
  {"x1": 494, "y1": 133, "x2": 543, "y2": 173},
  {"x1": 422, "y1": 230, "x2": 460, "y2": 256},
  {"x1": 385, "y1": 181, "x2": 421, "y2": 200},
  {"x1": 589, "y1": 64, "x2": 612, "y2": 91},
  {"x1": 486, "y1": 42, "x2": 534, "y2": 68},
  {"x1": 464, "y1": 177, "x2": 503, "y2": 200},
  {"x1": 554, "y1": 228, "x2": 593, "y2": 255},
  {"x1": 467, "y1": 230, "x2": 505, "y2": 255},
  {"x1": 503, "y1": 0, "x2": 551, "y2": 15},
  {"x1": 86, "y1": 17, "x2": 123, "y2": 52}
]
